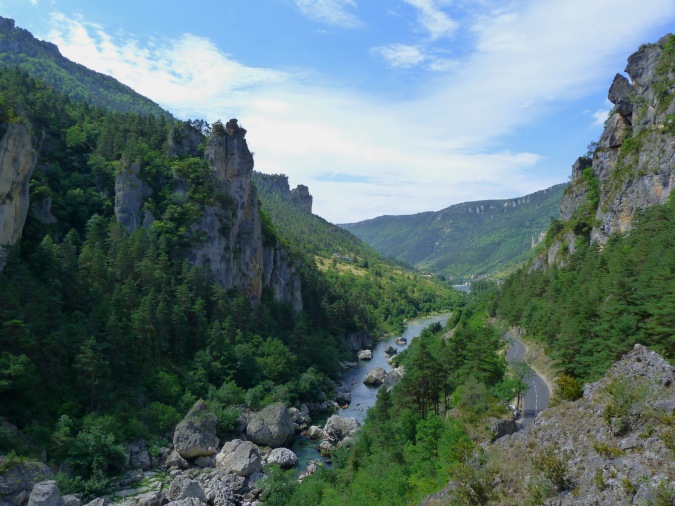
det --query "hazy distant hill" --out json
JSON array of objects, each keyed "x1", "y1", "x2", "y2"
[
  {"x1": 0, "y1": 16, "x2": 169, "y2": 117},
  {"x1": 341, "y1": 184, "x2": 567, "y2": 282}
]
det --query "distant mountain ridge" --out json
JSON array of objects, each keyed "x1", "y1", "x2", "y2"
[
  {"x1": 0, "y1": 16, "x2": 170, "y2": 117},
  {"x1": 341, "y1": 183, "x2": 567, "y2": 282}
]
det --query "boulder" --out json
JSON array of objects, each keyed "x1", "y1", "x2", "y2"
[
  {"x1": 357, "y1": 350, "x2": 372, "y2": 361},
  {"x1": 214, "y1": 440, "x2": 262, "y2": 477},
  {"x1": 27, "y1": 481, "x2": 62, "y2": 506},
  {"x1": 203, "y1": 471, "x2": 246, "y2": 506},
  {"x1": 363, "y1": 367, "x2": 387, "y2": 386},
  {"x1": 316, "y1": 441, "x2": 334, "y2": 457},
  {"x1": 61, "y1": 496, "x2": 81, "y2": 506},
  {"x1": 82, "y1": 499, "x2": 110, "y2": 506},
  {"x1": 164, "y1": 499, "x2": 206, "y2": 506},
  {"x1": 394, "y1": 337, "x2": 407, "y2": 346},
  {"x1": 193, "y1": 456, "x2": 213, "y2": 468},
  {"x1": 335, "y1": 384, "x2": 352, "y2": 405},
  {"x1": 324, "y1": 415, "x2": 361, "y2": 441},
  {"x1": 164, "y1": 450, "x2": 190, "y2": 470},
  {"x1": 135, "y1": 492, "x2": 165, "y2": 506},
  {"x1": 0, "y1": 459, "x2": 53, "y2": 497},
  {"x1": 382, "y1": 368, "x2": 404, "y2": 392},
  {"x1": 306, "y1": 425, "x2": 328, "y2": 440},
  {"x1": 245, "y1": 403, "x2": 294, "y2": 448},
  {"x1": 166, "y1": 475, "x2": 206, "y2": 503},
  {"x1": 384, "y1": 345, "x2": 397, "y2": 356},
  {"x1": 266, "y1": 448, "x2": 298, "y2": 469},
  {"x1": 173, "y1": 400, "x2": 219, "y2": 459}
]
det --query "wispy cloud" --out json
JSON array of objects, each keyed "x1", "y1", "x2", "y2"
[
  {"x1": 370, "y1": 43, "x2": 426, "y2": 68},
  {"x1": 403, "y1": 0, "x2": 458, "y2": 39},
  {"x1": 294, "y1": 0, "x2": 363, "y2": 28},
  {"x1": 370, "y1": 43, "x2": 458, "y2": 71}
]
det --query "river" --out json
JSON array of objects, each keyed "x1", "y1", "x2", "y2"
[{"x1": 292, "y1": 312, "x2": 453, "y2": 470}]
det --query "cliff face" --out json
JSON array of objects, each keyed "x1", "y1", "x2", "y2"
[
  {"x1": 113, "y1": 120, "x2": 302, "y2": 309},
  {"x1": 0, "y1": 124, "x2": 37, "y2": 270},
  {"x1": 563, "y1": 35, "x2": 675, "y2": 247},
  {"x1": 252, "y1": 172, "x2": 313, "y2": 214}
]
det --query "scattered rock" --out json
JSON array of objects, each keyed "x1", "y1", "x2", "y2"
[
  {"x1": 266, "y1": 448, "x2": 298, "y2": 469},
  {"x1": 83, "y1": 498, "x2": 110, "y2": 506},
  {"x1": 357, "y1": 350, "x2": 372, "y2": 361},
  {"x1": 61, "y1": 495, "x2": 81, "y2": 506},
  {"x1": 166, "y1": 475, "x2": 206, "y2": 503},
  {"x1": 324, "y1": 415, "x2": 361, "y2": 441},
  {"x1": 245, "y1": 403, "x2": 294, "y2": 448},
  {"x1": 27, "y1": 481, "x2": 62, "y2": 506},
  {"x1": 384, "y1": 345, "x2": 397, "y2": 357},
  {"x1": 214, "y1": 440, "x2": 262, "y2": 477},
  {"x1": 193, "y1": 456, "x2": 213, "y2": 468},
  {"x1": 306, "y1": 426, "x2": 328, "y2": 441},
  {"x1": 335, "y1": 384, "x2": 352, "y2": 405},
  {"x1": 394, "y1": 338, "x2": 407, "y2": 346},
  {"x1": 363, "y1": 367, "x2": 387, "y2": 386},
  {"x1": 173, "y1": 400, "x2": 219, "y2": 459},
  {"x1": 0, "y1": 459, "x2": 53, "y2": 498},
  {"x1": 164, "y1": 450, "x2": 190, "y2": 470}
]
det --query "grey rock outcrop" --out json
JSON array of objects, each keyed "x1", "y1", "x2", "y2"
[
  {"x1": 166, "y1": 475, "x2": 206, "y2": 503},
  {"x1": 486, "y1": 344, "x2": 675, "y2": 506},
  {"x1": 166, "y1": 123, "x2": 205, "y2": 158},
  {"x1": 290, "y1": 185, "x2": 312, "y2": 213},
  {"x1": 114, "y1": 161, "x2": 152, "y2": 232},
  {"x1": 591, "y1": 35, "x2": 674, "y2": 245},
  {"x1": 214, "y1": 440, "x2": 262, "y2": 477},
  {"x1": 245, "y1": 402, "x2": 294, "y2": 448},
  {"x1": 266, "y1": 448, "x2": 298, "y2": 469},
  {"x1": 357, "y1": 349, "x2": 372, "y2": 361},
  {"x1": 540, "y1": 33, "x2": 675, "y2": 267},
  {"x1": 0, "y1": 459, "x2": 52, "y2": 504},
  {"x1": 324, "y1": 415, "x2": 360, "y2": 441},
  {"x1": 0, "y1": 124, "x2": 38, "y2": 271},
  {"x1": 363, "y1": 367, "x2": 387, "y2": 386},
  {"x1": 173, "y1": 400, "x2": 219, "y2": 459},
  {"x1": 188, "y1": 120, "x2": 302, "y2": 307},
  {"x1": 27, "y1": 481, "x2": 62, "y2": 506}
]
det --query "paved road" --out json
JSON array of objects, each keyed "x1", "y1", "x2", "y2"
[{"x1": 505, "y1": 332, "x2": 550, "y2": 427}]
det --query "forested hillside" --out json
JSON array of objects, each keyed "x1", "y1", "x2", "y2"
[
  {"x1": 341, "y1": 183, "x2": 566, "y2": 282},
  {"x1": 0, "y1": 17, "x2": 169, "y2": 117},
  {"x1": 0, "y1": 63, "x2": 459, "y2": 498}
]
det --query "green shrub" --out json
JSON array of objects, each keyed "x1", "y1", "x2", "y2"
[
  {"x1": 143, "y1": 402, "x2": 181, "y2": 434},
  {"x1": 530, "y1": 443, "x2": 572, "y2": 491},
  {"x1": 66, "y1": 423, "x2": 126, "y2": 477}
]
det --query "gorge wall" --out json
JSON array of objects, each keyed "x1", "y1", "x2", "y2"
[
  {"x1": 548, "y1": 34, "x2": 675, "y2": 266},
  {"x1": 0, "y1": 124, "x2": 37, "y2": 271},
  {"x1": 112, "y1": 119, "x2": 303, "y2": 309}
]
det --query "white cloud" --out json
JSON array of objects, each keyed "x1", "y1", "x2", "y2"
[
  {"x1": 371, "y1": 43, "x2": 426, "y2": 68},
  {"x1": 591, "y1": 103, "x2": 612, "y2": 127},
  {"x1": 294, "y1": 0, "x2": 363, "y2": 28},
  {"x1": 403, "y1": 0, "x2": 458, "y2": 39},
  {"x1": 41, "y1": 0, "x2": 675, "y2": 223},
  {"x1": 371, "y1": 43, "x2": 458, "y2": 71}
]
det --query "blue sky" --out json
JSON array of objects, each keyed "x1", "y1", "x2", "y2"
[{"x1": 2, "y1": 0, "x2": 675, "y2": 223}]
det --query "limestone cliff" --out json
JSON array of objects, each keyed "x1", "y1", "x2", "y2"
[
  {"x1": 539, "y1": 34, "x2": 675, "y2": 268},
  {"x1": 111, "y1": 119, "x2": 302, "y2": 309},
  {"x1": 590, "y1": 36, "x2": 675, "y2": 244},
  {"x1": 252, "y1": 172, "x2": 313, "y2": 214},
  {"x1": 0, "y1": 124, "x2": 37, "y2": 271},
  {"x1": 114, "y1": 160, "x2": 153, "y2": 232}
]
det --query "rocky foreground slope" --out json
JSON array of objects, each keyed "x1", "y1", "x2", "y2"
[{"x1": 423, "y1": 345, "x2": 674, "y2": 505}]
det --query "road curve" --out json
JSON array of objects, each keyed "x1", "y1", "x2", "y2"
[{"x1": 505, "y1": 332, "x2": 550, "y2": 427}]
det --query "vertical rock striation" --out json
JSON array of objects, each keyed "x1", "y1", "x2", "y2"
[
  {"x1": 589, "y1": 34, "x2": 675, "y2": 244},
  {"x1": 0, "y1": 124, "x2": 37, "y2": 271}
]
